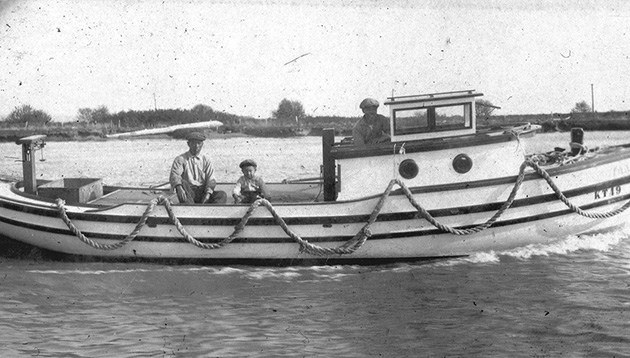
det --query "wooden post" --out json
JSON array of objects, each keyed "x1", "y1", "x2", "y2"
[
  {"x1": 570, "y1": 128, "x2": 584, "y2": 156},
  {"x1": 322, "y1": 128, "x2": 337, "y2": 201},
  {"x1": 591, "y1": 84, "x2": 594, "y2": 113},
  {"x1": 16, "y1": 135, "x2": 46, "y2": 194}
]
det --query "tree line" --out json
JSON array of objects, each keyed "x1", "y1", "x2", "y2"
[{"x1": 0, "y1": 98, "x2": 603, "y2": 132}]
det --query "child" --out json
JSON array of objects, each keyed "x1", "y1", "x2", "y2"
[{"x1": 232, "y1": 159, "x2": 270, "y2": 204}]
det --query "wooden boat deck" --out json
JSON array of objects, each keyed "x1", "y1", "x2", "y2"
[
  {"x1": 89, "y1": 188, "x2": 177, "y2": 206},
  {"x1": 88, "y1": 182, "x2": 323, "y2": 206}
]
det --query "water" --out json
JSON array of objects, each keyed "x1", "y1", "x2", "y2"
[
  {"x1": 0, "y1": 136, "x2": 324, "y2": 185},
  {"x1": 1, "y1": 132, "x2": 630, "y2": 357}
]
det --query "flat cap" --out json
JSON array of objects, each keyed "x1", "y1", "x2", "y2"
[
  {"x1": 359, "y1": 98, "x2": 379, "y2": 109},
  {"x1": 239, "y1": 159, "x2": 257, "y2": 168},
  {"x1": 186, "y1": 132, "x2": 206, "y2": 141}
]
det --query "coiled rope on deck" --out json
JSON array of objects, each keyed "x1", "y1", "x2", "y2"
[{"x1": 56, "y1": 157, "x2": 630, "y2": 255}]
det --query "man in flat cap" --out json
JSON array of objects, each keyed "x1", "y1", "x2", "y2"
[
  {"x1": 352, "y1": 98, "x2": 390, "y2": 146},
  {"x1": 169, "y1": 131, "x2": 227, "y2": 204}
]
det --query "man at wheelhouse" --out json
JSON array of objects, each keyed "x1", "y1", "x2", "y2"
[{"x1": 352, "y1": 98, "x2": 391, "y2": 146}]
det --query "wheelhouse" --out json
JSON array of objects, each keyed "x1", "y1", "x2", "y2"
[
  {"x1": 386, "y1": 90, "x2": 482, "y2": 142},
  {"x1": 322, "y1": 89, "x2": 535, "y2": 201}
]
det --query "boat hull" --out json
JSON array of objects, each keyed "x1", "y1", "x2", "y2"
[
  {"x1": 2, "y1": 146, "x2": 630, "y2": 264},
  {"x1": 0, "y1": 203, "x2": 627, "y2": 262}
]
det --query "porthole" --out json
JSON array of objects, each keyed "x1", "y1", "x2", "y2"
[
  {"x1": 399, "y1": 159, "x2": 419, "y2": 179},
  {"x1": 453, "y1": 154, "x2": 473, "y2": 174}
]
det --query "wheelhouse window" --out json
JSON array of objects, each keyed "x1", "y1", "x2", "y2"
[{"x1": 393, "y1": 103, "x2": 471, "y2": 135}]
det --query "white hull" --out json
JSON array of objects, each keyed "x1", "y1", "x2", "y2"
[
  {"x1": 2, "y1": 145, "x2": 630, "y2": 263},
  {"x1": 1, "y1": 206, "x2": 627, "y2": 260}
]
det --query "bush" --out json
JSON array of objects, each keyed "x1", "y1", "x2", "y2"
[
  {"x1": 4, "y1": 105, "x2": 52, "y2": 126},
  {"x1": 272, "y1": 99, "x2": 305, "y2": 125},
  {"x1": 77, "y1": 106, "x2": 111, "y2": 123},
  {"x1": 571, "y1": 101, "x2": 592, "y2": 113},
  {"x1": 475, "y1": 99, "x2": 498, "y2": 118}
]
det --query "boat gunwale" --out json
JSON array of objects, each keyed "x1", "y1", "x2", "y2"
[
  {"x1": 2, "y1": 169, "x2": 630, "y2": 226},
  {"x1": 329, "y1": 124, "x2": 539, "y2": 159},
  {"x1": 2, "y1": 193, "x2": 629, "y2": 244}
]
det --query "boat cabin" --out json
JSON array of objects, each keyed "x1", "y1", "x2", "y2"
[{"x1": 323, "y1": 90, "x2": 536, "y2": 201}]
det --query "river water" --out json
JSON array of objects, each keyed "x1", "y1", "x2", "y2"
[{"x1": 1, "y1": 132, "x2": 630, "y2": 357}]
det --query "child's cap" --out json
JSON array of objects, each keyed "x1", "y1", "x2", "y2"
[{"x1": 239, "y1": 159, "x2": 257, "y2": 169}]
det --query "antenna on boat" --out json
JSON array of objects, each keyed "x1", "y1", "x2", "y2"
[{"x1": 39, "y1": 145, "x2": 46, "y2": 161}]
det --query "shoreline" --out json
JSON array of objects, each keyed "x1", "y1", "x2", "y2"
[
  {"x1": 0, "y1": 127, "x2": 253, "y2": 143},
  {"x1": 3, "y1": 115, "x2": 630, "y2": 142}
]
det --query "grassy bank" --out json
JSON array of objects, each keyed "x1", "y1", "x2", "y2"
[
  {"x1": 0, "y1": 126, "x2": 107, "y2": 142},
  {"x1": 1, "y1": 111, "x2": 629, "y2": 142},
  {"x1": 479, "y1": 111, "x2": 630, "y2": 131}
]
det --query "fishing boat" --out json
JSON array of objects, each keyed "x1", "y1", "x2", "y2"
[{"x1": 1, "y1": 89, "x2": 630, "y2": 265}]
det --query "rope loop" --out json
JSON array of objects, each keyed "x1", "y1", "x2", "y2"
[
  {"x1": 525, "y1": 160, "x2": 630, "y2": 219},
  {"x1": 55, "y1": 197, "x2": 159, "y2": 250}
]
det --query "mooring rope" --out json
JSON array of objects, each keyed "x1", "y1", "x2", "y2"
[
  {"x1": 55, "y1": 197, "x2": 162, "y2": 250},
  {"x1": 526, "y1": 160, "x2": 630, "y2": 219},
  {"x1": 55, "y1": 157, "x2": 630, "y2": 255},
  {"x1": 159, "y1": 196, "x2": 258, "y2": 249}
]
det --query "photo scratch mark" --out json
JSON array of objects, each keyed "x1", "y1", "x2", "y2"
[{"x1": 284, "y1": 53, "x2": 311, "y2": 66}]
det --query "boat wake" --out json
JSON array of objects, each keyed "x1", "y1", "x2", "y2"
[
  {"x1": 25, "y1": 262, "x2": 355, "y2": 281},
  {"x1": 447, "y1": 224, "x2": 630, "y2": 265}
]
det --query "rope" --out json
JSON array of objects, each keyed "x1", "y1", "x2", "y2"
[
  {"x1": 159, "y1": 196, "x2": 258, "y2": 249},
  {"x1": 56, "y1": 158, "x2": 630, "y2": 256},
  {"x1": 570, "y1": 141, "x2": 586, "y2": 155},
  {"x1": 251, "y1": 180, "x2": 398, "y2": 256},
  {"x1": 392, "y1": 161, "x2": 528, "y2": 235},
  {"x1": 55, "y1": 197, "x2": 161, "y2": 250},
  {"x1": 396, "y1": 159, "x2": 630, "y2": 236},
  {"x1": 526, "y1": 160, "x2": 630, "y2": 219},
  {"x1": 527, "y1": 144, "x2": 608, "y2": 167}
]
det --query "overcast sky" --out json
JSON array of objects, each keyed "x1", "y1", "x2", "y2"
[{"x1": 1, "y1": 0, "x2": 629, "y2": 121}]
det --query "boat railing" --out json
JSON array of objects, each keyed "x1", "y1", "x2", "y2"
[{"x1": 281, "y1": 176, "x2": 323, "y2": 184}]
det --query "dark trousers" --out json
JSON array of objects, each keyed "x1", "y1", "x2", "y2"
[
  {"x1": 179, "y1": 181, "x2": 227, "y2": 204},
  {"x1": 240, "y1": 191, "x2": 262, "y2": 204}
]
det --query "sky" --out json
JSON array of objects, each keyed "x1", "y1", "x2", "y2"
[{"x1": 1, "y1": 0, "x2": 630, "y2": 121}]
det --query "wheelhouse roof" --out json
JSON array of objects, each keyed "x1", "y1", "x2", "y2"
[{"x1": 384, "y1": 89, "x2": 483, "y2": 106}]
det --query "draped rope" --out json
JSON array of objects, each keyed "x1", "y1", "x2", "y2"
[
  {"x1": 56, "y1": 158, "x2": 630, "y2": 255},
  {"x1": 55, "y1": 197, "x2": 162, "y2": 250}
]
